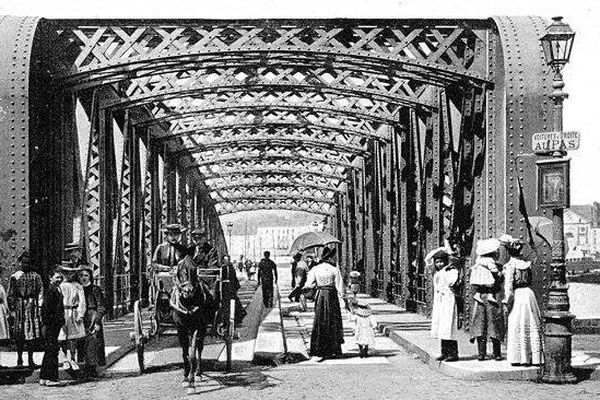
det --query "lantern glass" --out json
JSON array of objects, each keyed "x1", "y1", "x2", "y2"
[{"x1": 541, "y1": 17, "x2": 575, "y2": 67}]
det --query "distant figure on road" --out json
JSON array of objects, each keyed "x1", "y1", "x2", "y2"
[
  {"x1": 257, "y1": 252, "x2": 278, "y2": 308},
  {"x1": 288, "y1": 254, "x2": 309, "y2": 303},
  {"x1": 290, "y1": 253, "x2": 300, "y2": 288},
  {"x1": 304, "y1": 246, "x2": 345, "y2": 360}
]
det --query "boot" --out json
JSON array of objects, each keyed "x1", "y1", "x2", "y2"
[
  {"x1": 445, "y1": 341, "x2": 459, "y2": 362},
  {"x1": 477, "y1": 337, "x2": 487, "y2": 361},
  {"x1": 363, "y1": 345, "x2": 369, "y2": 358},
  {"x1": 436, "y1": 340, "x2": 448, "y2": 361},
  {"x1": 358, "y1": 345, "x2": 364, "y2": 358},
  {"x1": 492, "y1": 338, "x2": 503, "y2": 361}
]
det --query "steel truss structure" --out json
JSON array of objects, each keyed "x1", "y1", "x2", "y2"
[{"x1": 0, "y1": 16, "x2": 555, "y2": 320}]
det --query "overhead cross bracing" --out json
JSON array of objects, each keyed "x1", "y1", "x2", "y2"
[
  {"x1": 43, "y1": 19, "x2": 491, "y2": 218},
  {"x1": 1, "y1": 15, "x2": 557, "y2": 319}
]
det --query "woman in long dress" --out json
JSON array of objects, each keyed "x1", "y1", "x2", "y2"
[
  {"x1": 76, "y1": 266, "x2": 107, "y2": 376},
  {"x1": 502, "y1": 236, "x2": 543, "y2": 366},
  {"x1": 304, "y1": 246, "x2": 345, "y2": 359},
  {"x1": 427, "y1": 247, "x2": 459, "y2": 362},
  {"x1": 58, "y1": 267, "x2": 87, "y2": 369}
]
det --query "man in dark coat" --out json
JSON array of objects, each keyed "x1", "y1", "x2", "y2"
[
  {"x1": 152, "y1": 224, "x2": 187, "y2": 274},
  {"x1": 189, "y1": 228, "x2": 220, "y2": 271},
  {"x1": 257, "y1": 251, "x2": 278, "y2": 308},
  {"x1": 39, "y1": 268, "x2": 65, "y2": 386}
]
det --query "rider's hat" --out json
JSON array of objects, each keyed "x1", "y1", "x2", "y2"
[
  {"x1": 191, "y1": 227, "x2": 207, "y2": 237},
  {"x1": 162, "y1": 223, "x2": 186, "y2": 234}
]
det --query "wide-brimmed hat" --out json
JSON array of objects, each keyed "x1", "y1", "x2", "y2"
[
  {"x1": 476, "y1": 238, "x2": 501, "y2": 256},
  {"x1": 425, "y1": 247, "x2": 449, "y2": 266},
  {"x1": 162, "y1": 223, "x2": 186, "y2": 234},
  {"x1": 320, "y1": 246, "x2": 336, "y2": 260},
  {"x1": 190, "y1": 227, "x2": 207, "y2": 237}
]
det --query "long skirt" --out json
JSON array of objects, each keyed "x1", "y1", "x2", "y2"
[
  {"x1": 310, "y1": 286, "x2": 344, "y2": 357},
  {"x1": 469, "y1": 293, "x2": 505, "y2": 342},
  {"x1": 0, "y1": 305, "x2": 10, "y2": 341},
  {"x1": 77, "y1": 310, "x2": 106, "y2": 367},
  {"x1": 507, "y1": 287, "x2": 543, "y2": 365}
]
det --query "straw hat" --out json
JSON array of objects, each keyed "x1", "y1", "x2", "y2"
[{"x1": 475, "y1": 238, "x2": 501, "y2": 256}]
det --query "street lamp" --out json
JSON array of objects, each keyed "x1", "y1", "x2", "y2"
[
  {"x1": 539, "y1": 16, "x2": 577, "y2": 384},
  {"x1": 226, "y1": 222, "x2": 234, "y2": 256}
]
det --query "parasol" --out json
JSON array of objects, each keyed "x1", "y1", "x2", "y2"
[{"x1": 288, "y1": 231, "x2": 340, "y2": 254}]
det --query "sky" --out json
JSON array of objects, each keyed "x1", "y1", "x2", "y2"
[{"x1": 1, "y1": 0, "x2": 599, "y2": 204}]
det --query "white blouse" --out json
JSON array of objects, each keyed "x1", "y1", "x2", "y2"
[{"x1": 305, "y1": 262, "x2": 345, "y2": 296}]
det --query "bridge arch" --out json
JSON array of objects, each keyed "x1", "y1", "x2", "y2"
[{"x1": 0, "y1": 15, "x2": 554, "y2": 319}]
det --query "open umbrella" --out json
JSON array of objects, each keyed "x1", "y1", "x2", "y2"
[{"x1": 288, "y1": 231, "x2": 340, "y2": 254}]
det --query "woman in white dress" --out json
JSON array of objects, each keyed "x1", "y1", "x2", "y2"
[
  {"x1": 58, "y1": 267, "x2": 87, "y2": 369},
  {"x1": 502, "y1": 236, "x2": 543, "y2": 366},
  {"x1": 304, "y1": 246, "x2": 345, "y2": 359},
  {"x1": 427, "y1": 247, "x2": 459, "y2": 362}
]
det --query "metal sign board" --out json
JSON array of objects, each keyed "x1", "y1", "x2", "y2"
[{"x1": 532, "y1": 131, "x2": 580, "y2": 153}]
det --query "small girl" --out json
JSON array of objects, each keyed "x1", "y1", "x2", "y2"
[{"x1": 351, "y1": 300, "x2": 377, "y2": 358}]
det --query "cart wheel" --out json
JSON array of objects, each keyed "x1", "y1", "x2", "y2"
[{"x1": 149, "y1": 314, "x2": 158, "y2": 337}]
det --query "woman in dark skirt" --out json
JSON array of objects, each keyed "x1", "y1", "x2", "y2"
[
  {"x1": 304, "y1": 247, "x2": 345, "y2": 360},
  {"x1": 76, "y1": 266, "x2": 107, "y2": 377}
]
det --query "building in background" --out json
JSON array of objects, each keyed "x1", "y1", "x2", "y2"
[{"x1": 565, "y1": 203, "x2": 600, "y2": 260}]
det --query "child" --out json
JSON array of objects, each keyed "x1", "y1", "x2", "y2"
[
  {"x1": 427, "y1": 246, "x2": 459, "y2": 362},
  {"x1": 351, "y1": 300, "x2": 377, "y2": 358}
]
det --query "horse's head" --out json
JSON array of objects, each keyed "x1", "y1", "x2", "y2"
[{"x1": 180, "y1": 281, "x2": 196, "y2": 299}]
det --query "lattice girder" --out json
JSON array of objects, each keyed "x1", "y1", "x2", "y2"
[
  {"x1": 167, "y1": 126, "x2": 368, "y2": 157},
  {"x1": 51, "y1": 20, "x2": 490, "y2": 87},
  {"x1": 215, "y1": 198, "x2": 334, "y2": 216},
  {"x1": 108, "y1": 66, "x2": 435, "y2": 109},
  {"x1": 192, "y1": 158, "x2": 347, "y2": 181},
  {"x1": 145, "y1": 109, "x2": 390, "y2": 141},
  {"x1": 204, "y1": 171, "x2": 344, "y2": 191},
  {"x1": 210, "y1": 186, "x2": 336, "y2": 205},
  {"x1": 186, "y1": 144, "x2": 356, "y2": 168},
  {"x1": 207, "y1": 180, "x2": 343, "y2": 194}
]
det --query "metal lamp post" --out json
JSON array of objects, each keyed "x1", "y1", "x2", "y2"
[
  {"x1": 226, "y1": 222, "x2": 234, "y2": 256},
  {"x1": 539, "y1": 16, "x2": 577, "y2": 384}
]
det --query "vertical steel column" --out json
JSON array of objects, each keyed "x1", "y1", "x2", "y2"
[
  {"x1": 142, "y1": 129, "x2": 154, "y2": 302},
  {"x1": 130, "y1": 124, "x2": 142, "y2": 306},
  {"x1": 178, "y1": 167, "x2": 188, "y2": 244},
  {"x1": 398, "y1": 107, "x2": 419, "y2": 311},
  {"x1": 164, "y1": 151, "x2": 176, "y2": 224},
  {"x1": 59, "y1": 92, "x2": 78, "y2": 252}
]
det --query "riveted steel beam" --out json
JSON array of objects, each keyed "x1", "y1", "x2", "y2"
[
  {"x1": 215, "y1": 199, "x2": 334, "y2": 216},
  {"x1": 136, "y1": 102, "x2": 400, "y2": 126},
  {"x1": 186, "y1": 152, "x2": 355, "y2": 170},
  {"x1": 194, "y1": 165, "x2": 347, "y2": 182},
  {"x1": 155, "y1": 121, "x2": 385, "y2": 143},
  {"x1": 207, "y1": 181, "x2": 342, "y2": 194},
  {"x1": 170, "y1": 136, "x2": 368, "y2": 157}
]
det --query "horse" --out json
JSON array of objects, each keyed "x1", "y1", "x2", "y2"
[{"x1": 169, "y1": 257, "x2": 217, "y2": 393}]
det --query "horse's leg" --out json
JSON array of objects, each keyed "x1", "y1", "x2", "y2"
[
  {"x1": 176, "y1": 319, "x2": 191, "y2": 387},
  {"x1": 195, "y1": 325, "x2": 206, "y2": 378},
  {"x1": 187, "y1": 330, "x2": 199, "y2": 392}
]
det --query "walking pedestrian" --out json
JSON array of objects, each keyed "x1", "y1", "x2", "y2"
[
  {"x1": 76, "y1": 266, "x2": 108, "y2": 377},
  {"x1": 257, "y1": 252, "x2": 278, "y2": 308},
  {"x1": 500, "y1": 235, "x2": 543, "y2": 366},
  {"x1": 7, "y1": 251, "x2": 43, "y2": 369},
  {"x1": 288, "y1": 254, "x2": 309, "y2": 302},
  {"x1": 351, "y1": 300, "x2": 377, "y2": 358},
  {"x1": 304, "y1": 246, "x2": 345, "y2": 360},
  {"x1": 290, "y1": 253, "x2": 300, "y2": 289},
  {"x1": 39, "y1": 267, "x2": 65, "y2": 386},
  {"x1": 218, "y1": 255, "x2": 246, "y2": 324},
  {"x1": 469, "y1": 238, "x2": 505, "y2": 361},
  {"x1": 427, "y1": 247, "x2": 460, "y2": 362}
]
